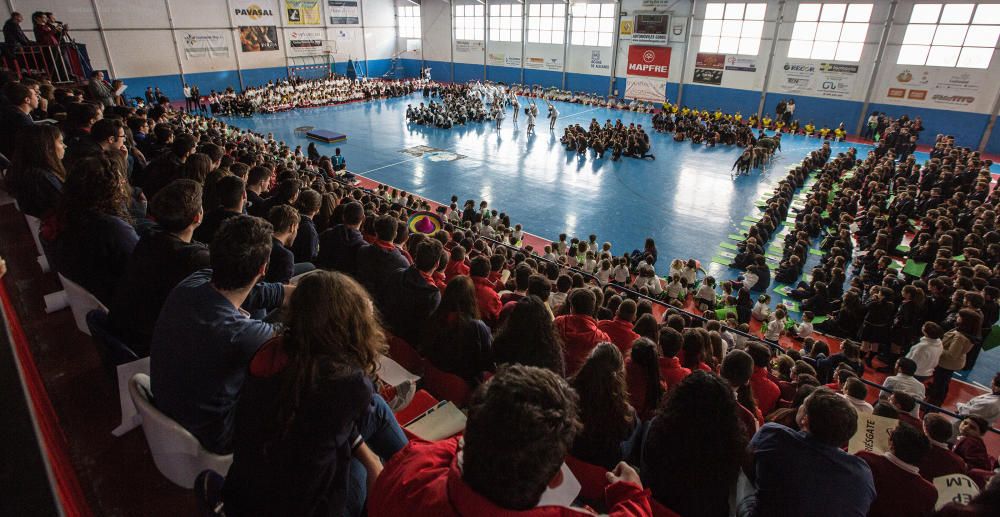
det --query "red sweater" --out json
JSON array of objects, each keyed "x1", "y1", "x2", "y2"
[
  {"x1": 953, "y1": 435, "x2": 991, "y2": 471},
  {"x1": 472, "y1": 276, "x2": 502, "y2": 328},
  {"x1": 625, "y1": 358, "x2": 665, "y2": 420},
  {"x1": 857, "y1": 452, "x2": 937, "y2": 517},
  {"x1": 918, "y1": 444, "x2": 967, "y2": 482},
  {"x1": 555, "y1": 314, "x2": 612, "y2": 377},
  {"x1": 444, "y1": 260, "x2": 469, "y2": 282},
  {"x1": 597, "y1": 318, "x2": 640, "y2": 356},
  {"x1": 369, "y1": 438, "x2": 654, "y2": 517},
  {"x1": 656, "y1": 357, "x2": 690, "y2": 390},
  {"x1": 750, "y1": 367, "x2": 781, "y2": 417}
]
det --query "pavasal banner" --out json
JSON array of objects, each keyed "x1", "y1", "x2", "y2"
[{"x1": 625, "y1": 46, "x2": 670, "y2": 104}]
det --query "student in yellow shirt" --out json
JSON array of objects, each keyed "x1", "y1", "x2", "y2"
[
  {"x1": 681, "y1": 107, "x2": 691, "y2": 116},
  {"x1": 748, "y1": 115, "x2": 758, "y2": 128},
  {"x1": 714, "y1": 109, "x2": 723, "y2": 120},
  {"x1": 734, "y1": 112, "x2": 743, "y2": 123},
  {"x1": 761, "y1": 116, "x2": 772, "y2": 129},
  {"x1": 804, "y1": 121, "x2": 815, "y2": 136},
  {"x1": 775, "y1": 119, "x2": 786, "y2": 132},
  {"x1": 819, "y1": 126, "x2": 831, "y2": 139},
  {"x1": 789, "y1": 119, "x2": 800, "y2": 133}
]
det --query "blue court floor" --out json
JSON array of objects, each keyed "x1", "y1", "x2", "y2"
[{"x1": 219, "y1": 93, "x2": 999, "y2": 387}]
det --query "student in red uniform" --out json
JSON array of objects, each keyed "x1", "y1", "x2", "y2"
[
  {"x1": 369, "y1": 365, "x2": 654, "y2": 516},
  {"x1": 954, "y1": 416, "x2": 992, "y2": 471},
  {"x1": 597, "y1": 299, "x2": 641, "y2": 355},
  {"x1": 747, "y1": 342, "x2": 781, "y2": 417},
  {"x1": 918, "y1": 413, "x2": 967, "y2": 482},
  {"x1": 571, "y1": 344, "x2": 640, "y2": 470},
  {"x1": 625, "y1": 338, "x2": 665, "y2": 420},
  {"x1": 554, "y1": 289, "x2": 612, "y2": 377},
  {"x1": 443, "y1": 245, "x2": 470, "y2": 281},
  {"x1": 470, "y1": 256, "x2": 502, "y2": 328},
  {"x1": 721, "y1": 349, "x2": 763, "y2": 434},
  {"x1": 656, "y1": 328, "x2": 691, "y2": 390},
  {"x1": 856, "y1": 423, "x2": 938, "y2": 517}
]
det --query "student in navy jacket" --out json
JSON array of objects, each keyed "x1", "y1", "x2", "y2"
[
  {"x1": 290, "y1": 189, "x2": 321, "y2": 263},
  {"x1": 317, "y1": 201, "x2": 366, "y2": 274},
  {"x1": 380, "y1": 239, "x2": 443, "y2": 344},
  {"x1": 355, "y1": 214, "x2": 409, "y2": 295}
]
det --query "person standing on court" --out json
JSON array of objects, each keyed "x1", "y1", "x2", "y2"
[{"x1": 546, "y1": 99, "x2": 559, "y2": 130}]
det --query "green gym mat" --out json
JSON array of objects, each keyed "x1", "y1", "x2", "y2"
[
  {"x1": 728, "y1": 234, "x2": 744, "y2": 241},
  {"x1": 720, "y1": 242, "x2": 739, "y2": 251},
  {"x1": 896, "y1": 245, "x2": 910, "y2": 254},
  {"x1": 711, "y1": 256, "x2": 732, "y2": 267},
  {"x1": 808, "y1": 248, "x2": 824, "y2": 256},
  {"x1": 783, "y1": 300, "x2": 801, "y2": 313},
  {"x1": 811, "y1": 315, "x2": 829, "y2": 325},
  {"x1": 902, "y1": 259, "x2": 928, "y2": 277},
  {"x1": 984, "y1": 325, "x2": 1000, "y2": 352}
]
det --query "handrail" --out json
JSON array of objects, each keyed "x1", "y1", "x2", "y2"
[{"x1": 327, "y1": 173, "x2": 1000, "y2": 435}]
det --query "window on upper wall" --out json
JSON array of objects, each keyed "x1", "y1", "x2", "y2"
[
  {"x1": 787, "y1": 3, "x2": 872, "y2": 61},
  {"x1": 570, "y1": 3, "x2": 616, "y2": 47},
  {"x1": 700, "y1": 2, "x2": 767, "y2": 55},
  {"x1": 489, "y1": 3, "x2": 523, "y2": 43},
  {"x1": 398, "y1": 5, "x2": 421, "y2": 39},
  {"x1": 897, "y1": 3, "x2": 1000, "y2": 68},
  {"x1": 455, "y1": 4, "x2": 485, "y2": 41},
  {"x1": 527, "y1": 2, "x2": 566, "y2": 45}
]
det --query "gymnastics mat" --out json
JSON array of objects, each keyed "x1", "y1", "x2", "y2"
[{"x1": 306, "y1": 129, "x2": 347, "y2": 143}]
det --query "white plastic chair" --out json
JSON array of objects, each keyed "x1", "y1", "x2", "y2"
[
  {"x1": 23, "y1": 214, "x2": 50, "y2": 272},
  {"x1": 58, "y1": 273, "x2": 107, "y2": 336},
  {"x1": 112, "y1": 357, "x2": 149, "y2": 437},
  {"x1": 128, "y1": 373, "x2": 233, "y2": 488}
]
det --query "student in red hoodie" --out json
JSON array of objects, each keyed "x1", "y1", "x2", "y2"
[
  {"x1": 919, "y1": 413, "x2": 968, "y2": 482},
  {"x1": 369, "y1": 365, "x2": 654, "y2": 517},
  {"x1": 597, "y1": 299, "x2": 641, "y2": 355},
  {"x1": 443, "y1": 244, "x2": 470, "y2": 281},
  {"x1": 470, "y1": 256, "x2": 502, "y2": 328},
  {"x1": 954, "y1": 415, "x2": 992, "y2": 471},
  {"x1": 747, "y1": 342, "x2": 781, "y2": 417},
  {"x1": 856, "y1": 423, "x2": 938, "y2": 517},
  {"x1": 555, "y1": 289, "x2": 612, "y2": 377},
  {"x1": 655, "y1": 327, "x2": 691, "y2": 390}
]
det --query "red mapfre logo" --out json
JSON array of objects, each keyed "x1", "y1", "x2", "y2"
[{"x1": 627, "y1": 46, "x2": 671, "y2": 78}]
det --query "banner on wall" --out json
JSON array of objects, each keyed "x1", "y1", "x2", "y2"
[
  {"x1": 775, "y1": 61, "x2": 858, "y2": 99},
  {"x1": 887, "y1": 68, "x2": 983, "y2": 109},
  {"x1": 456, "y1": 40, "x2": 485, "y2": 53},
  {"x1": 725, "y1": 55, "x2": 757, "y2": 72},
  {"x1": 525, "y1": 56, "x2": 563, "y2": 71},
  {"x1": 693, "y1": 52, "x2": 724, "y2": 85},
  {"x1": 239, "y1": 26, "x2": 280, "y2": 52},
  {"x1": 625, "y1": 45, "x2": 670, "y2": 103},
  {"x1": 328, "y1": 0, "x2": 360, "y2": 25},
  {"x1": 181, "y1": 30, "x2": 230, "y2": 59},
  {"x1": 286, "y1": 28, "x2": 325, "y2": 55},
  {"x1": 589, "y1": 50, "x2": 610, "y2": 72},
  {"x1": 632, "y1": 13, "x2": 669, "y2": 44},
  {"x1": 285, "y1": 0, "x2": 322, "y2": 25},
  {"x1": 619, "y1": 18, "x2": 634, "y2": 37},
  {"x1": 232, "y1": 0, "x2": 278, "y2": 25}
]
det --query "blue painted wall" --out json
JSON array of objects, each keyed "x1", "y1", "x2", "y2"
[
  {"x1": 764, "y1": 93, "x2": 863, "y2": 133},
  {"x1": 986, "y1": 122, "x2": 1000, "y2": 156},
  {"x1": 869, "y1": 103, "x2": 989, "y2": 149},
  {"x1": 566, "y1": 72, "x2": 610, "y2": 96},
  {"x1": 523, "y1": 69, "x2": 561, "y2": 89},
  {"x1": 454, "y1": 62, "x2": 485, "y2": 83},
  {"x1": 680, "y1": 84, "x2": 760, "y2": 116},
  {"x1": 400, "y1": 58, "x2": 422, "y2": 78},
  {"x1": 486, "y1": 65, "x2": 521, "y2": 85},
  {"x1": 424, "y1": 60, "x2": 453, "y2": 82}
]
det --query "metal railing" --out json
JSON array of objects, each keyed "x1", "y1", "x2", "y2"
[{"x1": 1, "y1": 43, "x2": 90, "y2": 83}]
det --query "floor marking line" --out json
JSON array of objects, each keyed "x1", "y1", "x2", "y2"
[
  {"x1": 557, "y1": 107, "x2": 602, "y2": 122},
  {"x1": 358, "y1": 155, "x2": 424, "y2": 174}
]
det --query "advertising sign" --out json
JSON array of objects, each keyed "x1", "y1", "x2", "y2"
[
  {"x1": 328, "y1": 0, "x2": 360, "y2": 25},
  {"x1": 285, "y1": 0, "x2": 322, "y2": 25},
  {"x1": 239, "y1": 26, "x2": 280, "y2": 52}
]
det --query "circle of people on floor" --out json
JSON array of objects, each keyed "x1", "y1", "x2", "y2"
[{"x1": 4, "y1": 71, "x2": 1000, "y2": 517}]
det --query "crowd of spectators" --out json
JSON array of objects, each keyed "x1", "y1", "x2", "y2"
[{"x1": 2, "y1": 67, "x2": 1000, "y2": 517}]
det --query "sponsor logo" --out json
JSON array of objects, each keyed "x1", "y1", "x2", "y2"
[
  {"x1": 628, "y1": 63, "x2": 669, "y2": 73},
  {"x1": 819, "y1": 63, "x2": 858, "y2": 73},
  {"x1": 896, "y1": 71, "x2": 912, "y2": 83},
  {"x1": 784, "y1": 63, "x2": 815, "y2": 72},
  {"x1": 932, "y1": 94, "x2": 974, "y2": 104},
  {"x1": 887, "y1": 88, "x2": 906, "y2": 98},
  {"x1": 907, "y1": 89, "x2": 926, "y2": 100},
  {"x1": 235, "y1": 5, "x2": 273, "y2": 19},
  {"x1": 643, "y1": 50, "x2": 655, "y2": 63}
]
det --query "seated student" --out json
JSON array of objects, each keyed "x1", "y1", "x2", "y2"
[
  {"x1": 493, "y1": 295, "x2": 566, "y2": 376},
  {"x1": 356, "y1": 215, "x2": 410, "y2": 295},
  {"x1": 745, "y1": 388, "x2": 875, "y2": 517},
  {"x1": 244, "y1": 166, "x2": 272, "y2": 217},
  {"x1": 194, "y1": 176, "x2": 246, "y2": 244},
  {"x1": 596, "y1": 299, "x2": 640, "y2": 356},
  {"x1": 571, "y1": 344, "x2": 639, "y2": 470},
  {"x1": 150, "y1": 215, "x2": 289, "y2": 454},
  {"x1": 855, "y1": 423, "x2": 937, "y2": 517},
  {"x1": 221, "y1": 272, "x2": 407, "y2": 517},
  {"x1": 379, "y1": 239, "x2": 443, "y2": 345},
  {"x1": 290, "y1": 189, "x2": 321, "y2": 264},
  {"x1": 46, "y1": 154, "x2": 139, "y2": 305},
  {"x1": 656, "y1": 327, "x2": 691, "y2": 390},
  {"x1": 641, "y1": 371, "x2": 748, "y2": 516},
  {"x1": 954, "y1": 416, "x2": 992, "y2": 471},
  {"x1": 419, "y1": 276, "x2": 493, "y2": 386},
  {"x1": 108, "y1": 180, "x2": 209, "y2": 355},
  {"x1": 841, "y1": 377, "x2": 874, "y2": 414},
  {"x1": 919, "y1": 413, "x2": 968, "y2": 482},
  {"x1": 747, "y1": 342, "x2": 781, "y2": 416},
  {"x1": 263, "y1": 205, "x2": 305, "y2": 284},
  {"x1": 6, "y1": 124, "x2": 66, "y2": 219},
  {"x1": 788, "y1": 311, "x2": 815, "y2": 340},
  {"x1": 751, "y1": 294, "x2": 771, "y2": 322},
  {"x1": 469, "y1": 256, "x2": 502, "y2": 329},
  {"x1": 369, "y1": 364, "x2": 653, "y2": 516},
  {"x1": 316, "y1": 200, "x2": 366, "y2": 274},
  {"x1": 554, "y1": 288, "x2": 612, "y2": 377},
  {"x1": 443, "y1": 245, "x2": 470, "y2": 281},
  {"x1": 721, "y1": 349, "x2": 765, "y2": 435},
  {"x1": 956, "y1": 372, "x2": 1000, "y2": 427}
]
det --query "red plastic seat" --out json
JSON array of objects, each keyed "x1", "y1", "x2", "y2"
[
  {"x1": 387, "y1": 334, "x2": 425, "y2": 375},
  {"x1": 423, "y1": 364, "x2": 472, "y2": 408},
  {"x1": 394, "y1": 389, "x2": 438, "y2": 427}
]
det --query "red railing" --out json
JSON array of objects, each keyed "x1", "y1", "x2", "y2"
[{"x1": 1, "y1": 43, "x2": 88, "y2": 83}]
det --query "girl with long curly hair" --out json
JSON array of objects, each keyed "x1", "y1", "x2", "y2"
[
  {"x1": 222, "y1": 271, "x2": 407, "y2": 517},
  {"x1": 570, "y1": 343, "x2": 639, "y2": 469}
]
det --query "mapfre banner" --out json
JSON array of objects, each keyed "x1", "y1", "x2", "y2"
[{"x1": 626, "y1": 46, "x2": 671, "y2": 79}]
